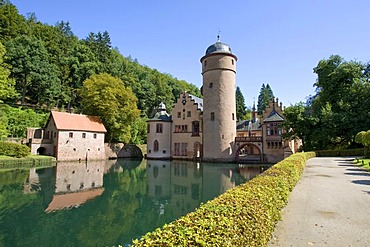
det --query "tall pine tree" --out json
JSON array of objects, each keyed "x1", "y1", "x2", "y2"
[
  {"x1": 235, "y1": 86, "x2": 247, "y2": 120},
  {"x1": 257, "y1": 83, "x2": 274, "y2": 115}
]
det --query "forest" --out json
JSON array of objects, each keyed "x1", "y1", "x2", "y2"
[
  {"x1": 0, "y1": 1, "x2": 202, "y2": 143},
  {"x1": 1, "y1": 1, "x2": 370, "y2": 150}
]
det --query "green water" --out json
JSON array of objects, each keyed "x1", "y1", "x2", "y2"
[{"x1": 0, "y1": 159, "x2": 269, "y2": 247}]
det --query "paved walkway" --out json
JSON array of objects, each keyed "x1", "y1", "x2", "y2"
[{"x1": 268, "y1": 157, "x2": 370, "y2": 247}]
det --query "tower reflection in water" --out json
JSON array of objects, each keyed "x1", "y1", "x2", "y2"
[{"x1": 146, "y1": 160, "x2": 267, "y2": 217}]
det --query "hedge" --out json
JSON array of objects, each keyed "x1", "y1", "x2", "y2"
[
  {"x1": 0, "y1": 141, "x2": 30, "y2": 158},
  {"x1": 315, "y1": 148, "x2": 364, "y2": 157},
  {"x1": 130, "y1": 152, "x2": 316, "y2": 247}
]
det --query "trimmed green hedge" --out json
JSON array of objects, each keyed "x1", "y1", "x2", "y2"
[
  {"x1": 315, "y1": 148, "x2": 364, "y2": 157},
  {"x1": 0, "y1": 141, "x2": 30, "y2": 158},
  {"x1": 130, "y1": 152, "x2": 316, "y2": 247}
]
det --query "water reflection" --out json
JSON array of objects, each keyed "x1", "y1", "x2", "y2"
[
  {"x1": 46, "y1": 161, "x2": 105, "y2": 212},
  {"x1": 146, "y1": 160, "x2": 268, "y2": 217},
  {"x1": 0, "y1": 159, "x2": 269, "y2": 247}
]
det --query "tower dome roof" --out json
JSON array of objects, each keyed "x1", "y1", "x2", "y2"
[{"x1": 205, "y1": 41, "x2": 232, "y2": 55}]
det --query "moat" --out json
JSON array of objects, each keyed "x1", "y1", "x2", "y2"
[{"x1": 0, "y1": 159, "x2": 270, "y2": 247}]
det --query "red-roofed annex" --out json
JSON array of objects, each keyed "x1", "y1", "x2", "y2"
[{"x1": 26, "y1": 111, "x2": 107, "y2": 161}]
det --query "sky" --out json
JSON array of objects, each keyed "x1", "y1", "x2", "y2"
[{"x1": 11, "y1": 0, "x2": 370, "y2": 107}]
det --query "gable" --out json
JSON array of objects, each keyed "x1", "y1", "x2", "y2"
[{"x1": 47, "y1": 111, "x2": 107, "y2": 132}]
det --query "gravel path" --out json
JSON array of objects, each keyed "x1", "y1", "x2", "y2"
[{"x1": 267, "y1": 157, "x2": 370, "y2": 247}]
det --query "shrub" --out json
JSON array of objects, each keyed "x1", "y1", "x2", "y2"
[
  {"x1": 130, "y1": 152, "x2": 315, "y2": 247},
  {"x1": 315, "y1": 148, "x2": 364, "y2": 157},
  {"x1": 0, "y1": 141, "x2": 30, "y2": 158}
]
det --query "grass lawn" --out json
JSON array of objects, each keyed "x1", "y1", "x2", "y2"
[
  {"x1": 355, "y1": 158, "x2": 370, "y2": 171},
  {"x1": 0, "y1": 155, "x2": 56, "y2": 169}
]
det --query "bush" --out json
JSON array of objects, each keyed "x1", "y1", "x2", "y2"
[
  {"x1": 315, "y1": 148, "x2": 364, "y2": 157},
  {"x1": 130, "y1": 152, "x2": 315, "y2": 247},
  {"x1": 0, "y1": 141, "x2": 30, "y2": 158}
]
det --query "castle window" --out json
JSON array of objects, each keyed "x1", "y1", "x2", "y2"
[
  {"x1": 192, "y1": 121, "x2": 200, "y2": 136},
  {"x1": 69, "y1": 132, "x2": 73, "y2": 138},
  {"x1": 204, "y1": 60, "x2": 207, "y2": 68},
  {"x1": 177, "y1": 112, "x2": 181, "y2": 118},
  {"x1": 156, "y1": 123, "x2": 163, "y2": 133},
  {"x1": 267, "y1": 124, "x2": 271, "y2": 136},
  {"x1": 153, "y1": 140, "x2": 159, "y2": 152},
  {"x1": 232, "y1": 59, "x2": 234, "y2": 65},
  {"x1": 174, "y1": 143, "x2": 180, "y2": 156},
  {"x1": 232, "y1": 113, "x2": 235, "y2": 120},
  {"x1": 187, "y1": 111, "x2": 191, "y2": 117},
  {"x1": 82, "y1": 133, "x2": 86, "y2": 138},
  {"x1": 54, "y1": 132, "x2": 56, "y2": 138},
  {"x1": 93, "y1": 133, "x2": 97, "y2": 139},
  {"x1": 147, "y1": 124, "x2": 150, "y2": 133},
  {"x1": 175, "y1": 125, "x2": 187, "y2": 133},
  {"x1": 209, "y1": 82, "x2": 213, "y2": 88},
  {"x1": 211, "y1": 112, "x2": 215, "y2": 121},
  {"x1": 181, "y1": 143, "x2": 188, "y2": 156}
]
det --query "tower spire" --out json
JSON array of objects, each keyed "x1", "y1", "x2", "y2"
[{"x1": 217, "y1": 29, "x2": 221, "y2": 42}]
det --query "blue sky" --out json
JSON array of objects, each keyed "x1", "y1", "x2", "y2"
[{"x1": 11, "y1": 0, "x2": 370, "y2": 107}]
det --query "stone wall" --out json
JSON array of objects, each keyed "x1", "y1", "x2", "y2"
[{"x1": 105, "y1": 143, "x2": 143, "y2": 159}]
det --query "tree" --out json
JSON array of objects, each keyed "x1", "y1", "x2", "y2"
[
  {"x1": 80, "y1": 73, "x2": 140, "y2": 143},
  {"x1": 310, "y1": 55, "x2": 370, "y2": 149},
  {"x1": 355, "y1": 130, "x2": 370, "y2": 157},
  {"x1": 257, "y1": 83, "x2": 274, "y2": 115},
  {"x1": 0, "y1": 2, "x2": 27, "y2": 44},
  {"x1": 0, "y1": 41, "x2": 17, "y2": 102},
  {"x1": 5, "y1": 35, "x2": 61, "y2": 106},
  {"x1": 235, "y1": 86, "x2": 247, "y2": 120}
]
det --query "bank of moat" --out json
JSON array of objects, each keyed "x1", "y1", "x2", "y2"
[{"x1": 146, "y1": 38, "x2": 301, "y2": 163}]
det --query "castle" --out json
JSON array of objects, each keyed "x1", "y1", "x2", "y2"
[{"x1": 146, "y1": 38, "x2": 301, "y2": 163}]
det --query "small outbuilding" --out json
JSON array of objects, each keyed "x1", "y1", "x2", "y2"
[{"x1": 27, "y1": 111, "x2": 107, "y2": 161}]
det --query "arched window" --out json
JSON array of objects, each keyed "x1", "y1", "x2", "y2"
[{"x1": 154, "y1": 140, "x2": 159, "y2": 152}]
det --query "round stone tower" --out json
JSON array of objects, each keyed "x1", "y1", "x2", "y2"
[{"x1": 200, "y1": 37, "x2": 237, "y2": 162}]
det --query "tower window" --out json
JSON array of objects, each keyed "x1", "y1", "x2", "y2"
[
  {"x1": 211, "y1": 112, "x2": 215, "y2": 121},
  {"x1": 69, "y1": 132, "x2": 73, "y2": 138},
  {"x1": 147, "y1": 124, "x2": 150, "y2": 133},
  {"x1": 156, "y1": 123, "x2": 163, "y2": 133},
  {"x1": 232, "y1": 59, "x2": 234, "y2": 65},
  {"x1": 204, "y1": 60, "x2": 207, "y2": 68},
  {"x1": 82, "y1": 133, "x2": 86, "y2": 138},
  {"x1": 187, "y1": 111, "x2": 191, "y2": 117},
  {"x1": 232, "y1": 113, "x2": 235, "y2": 120},
  {"x1": 177, "y1": 112, "x2": 181, "y2": 118},
  {"x1": 209, "y1": 82, "x2": 213, "y2": 88},
  {"x1": 154, "y1": 140, "x2": 159, "y2": 152},
  {"x1": 93, "y1": 133, "x2": 97, "y2": 139}
]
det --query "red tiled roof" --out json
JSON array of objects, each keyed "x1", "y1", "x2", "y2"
[
  {"x1": 45, "y1": 188, "x2": 104, "y2": 213},
  {"x1": 51, "y1": 111, "x2": 107, "y2": 132}
]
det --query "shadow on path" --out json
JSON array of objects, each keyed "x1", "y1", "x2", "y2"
[{"x1": 352, "y1": 180, "x2": 370, "y2": 186}]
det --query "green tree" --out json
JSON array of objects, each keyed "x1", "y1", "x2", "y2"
[
  {"x1": 282, "y1": 102, "x2": 317, "y2": 150},
  {"x1": 235, "y1": 86, "x2": 247, "y2": 120},
  {"x1": 5, "y1": 35, "x2": 61, "y2": 106},
  {"x1": 310, "y1": 55, "x2": 370, "y2": 149},
  {"x1": 80, "y1": 73, "x2": 140, "y2": 143},
  {"x1": 0, "y1": 41, "x2": 17, "y2": 102},
  {"x1": 355, "y1": 130, "x2": 370, "y2": 157},
  {"x1": 257, "y1": 83, "x2": 274, "y2": 115},
  {"x1": 0, "y1": 1, "x2": 27, "y2": 44},
  {"x1": 1, "y1": 105, "x2": 48, "y2": 138}
]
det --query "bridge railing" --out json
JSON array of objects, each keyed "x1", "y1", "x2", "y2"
[{"x1": 235, "y1": 136, "x2": 262, "y2": 142}]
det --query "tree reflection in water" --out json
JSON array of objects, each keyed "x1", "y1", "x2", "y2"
[{"x1": 0, "y1": 159, "x2": 269, "y2": 247}]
